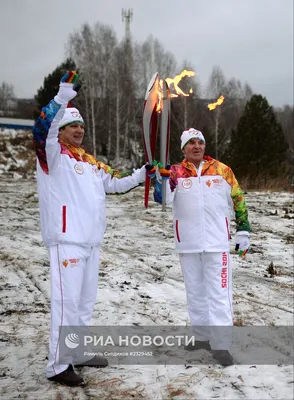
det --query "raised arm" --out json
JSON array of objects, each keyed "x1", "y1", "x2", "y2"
[{"x1": 32, "y1": 72, "x2": 80, "y2": 174}]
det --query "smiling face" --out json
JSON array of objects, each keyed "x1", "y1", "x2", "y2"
[
  {"x1": 183, "y1": 138, "x2": 205, "y2": 167},
  {"x1": 59, "y1": 122, "x2": 85, "y2": 147}
]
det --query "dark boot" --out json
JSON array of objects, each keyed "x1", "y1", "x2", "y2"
[
  {"x1": 212, "y1": 350, "x2": 234, "y2": 366},
  {"x1": 75, "y1": 355, "x2": 108, "y2": 368},
  {"x1": 48, "y1": 365, "x2": 84, "y2": 387},
  {"x1": 184, "y1": 340, "x2": 211, "y2": 351}
]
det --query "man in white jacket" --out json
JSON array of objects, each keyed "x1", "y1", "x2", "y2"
[
  {"x1": 154, "y1": 128, "x2": 250, "y2": 366},
  {"x1": 33, "y1": 71, "x2": 147, "y2": 386}
]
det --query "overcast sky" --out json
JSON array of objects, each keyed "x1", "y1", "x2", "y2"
[{"x1": 1, "y1": 0, "x2": 293, "y2": 107}]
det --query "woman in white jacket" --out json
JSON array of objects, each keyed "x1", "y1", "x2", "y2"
[
  {"x1": 33, "y1": 71, "x2": 146, "y2": 386},
  {"x1": 154, "y1": 128, "x2": 250, "y2": 366}
]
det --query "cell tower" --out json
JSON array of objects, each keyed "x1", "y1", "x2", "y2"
[{"x1": 122, "y1": 8, "x2": 133, "y2": 42}]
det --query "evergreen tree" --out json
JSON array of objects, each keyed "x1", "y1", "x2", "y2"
[
  {"x1": 34, "y1": 58, "x2": 76, "y2": 118},
  {"x1": 226, "y1": 94, "x2": 288, "y2": 180}
]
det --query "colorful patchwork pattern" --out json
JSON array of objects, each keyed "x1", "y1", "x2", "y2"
[
  {"x1": 33, "y1": 99, "x2": 132, "y2": 180},
  {"x1": 170, "y1": 156, "x2": 250, "y2": 232},
  {"x1": 33, "y1": 100, "x2": 61, "y2": 174},
  {"x1": 59, "y1": 142, "x2": 132, "y2": 178}
]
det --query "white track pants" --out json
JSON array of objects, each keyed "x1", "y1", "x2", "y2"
[
  {"x1": 46, "y1": 244, "x2": 100, "y2": 378},
  {"x1": 180, "y1": 252, "x2": 233, "y2": 350}
]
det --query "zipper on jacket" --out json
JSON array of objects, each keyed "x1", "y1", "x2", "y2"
[
  {"x1": 198, "y1": 175, "x2": 205, "y2": 251},
  {"x1": 175, "y1": 220, "x2": 181, "y2": 242},
  {"x1": 62, "y1": 206, "x2": 67, "y2": 233}
]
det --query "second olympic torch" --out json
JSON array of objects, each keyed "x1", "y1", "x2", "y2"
[{"x1": 159, "y1": 80, "x2": 171, "y2": 211}]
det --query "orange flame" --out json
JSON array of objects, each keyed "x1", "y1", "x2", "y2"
[
  {"x1": 208, "y1": 95, "x2": 225, "y2": 111},
  {"x1": 156, "y1": 69, "x2": 195, "y2": 112},
  {"x1": 165, "y1": 69, "x2": 195, "y2": 97},
  {"x1": 156, "y1": 80, "x2": 163, "y2": 112}
]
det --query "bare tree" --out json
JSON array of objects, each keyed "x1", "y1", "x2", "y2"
[
  {"x1": 169, "y1": 61, "x2": 201, "y2": 132},
  {"x1": 133, "y1": 36, "x2": 177, "y2": 99},
  {"x1": 67, "y1": 22, "x2": 118, "y2": 157},
  {"x1": 206, "y1": 66, "x2": 226, "y2": 99},
  {"x1": 206, "y1": 66, "x2": 227, "y2": 158},
  {"x1": 0, "y1": 82, "x2": 16, "y2": 113},
  {"x1": 221, "y1": 78, "x2": 254, "y2": 145},
  {"x1": 205, "y1": 67, "x2": 255, "y2": 159},
  {"x1": 242, "y1": 82, "x2": 253, "y2": 101},
  {"x1": 276, "y1": 105, "x2": 294, "y2": 160}
]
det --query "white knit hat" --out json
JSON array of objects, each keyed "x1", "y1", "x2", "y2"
[
  {"x1": 58, "y1": 107, "x2": 84, "y2": 129},
  {"x1": 181, "y1": 128, "x2": 205, "y2": 149}
]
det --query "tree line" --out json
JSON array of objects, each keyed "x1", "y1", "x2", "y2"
[{"x1": 1, "y1": 21, "x2": 293, "y2": 187}]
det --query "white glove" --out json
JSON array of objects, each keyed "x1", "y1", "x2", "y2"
[
  {"x1": 54, "y1": 71, "x2": 80, "y2": 105},
  {"x1": 235, "y1": 231, "x2": 250, "y2": 257}
]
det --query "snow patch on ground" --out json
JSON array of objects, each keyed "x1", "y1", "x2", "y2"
[{"x1": 0, "y1": 176, "x2": 293, "y2": 399}]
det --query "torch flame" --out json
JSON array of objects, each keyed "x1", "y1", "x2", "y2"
[
  {"x1": 208, "y1": 95, "x2": 225, "y2": 111},
  {"x1": 165, "y1": 69, "x2": 195, "y2": 97},
  {"x1": 156, "y1": 69, "x2": 195, "y2": 112},
  {"x1": 156, "y1": 80, "x2": 163, "y2": 112}
]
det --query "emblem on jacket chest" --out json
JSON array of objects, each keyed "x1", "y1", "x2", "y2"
[
  {"x1": 182, "y1": 179, "x2": 192, "y2": 189},
  {"x1": 206, "y1": 178, "x2": 223, "y2": 188},
  {"x1": 74, "y1": 164, "x2": 84, "y2": 174}
]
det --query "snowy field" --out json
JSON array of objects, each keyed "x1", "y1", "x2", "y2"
[{"x1": 0, "y1": 172, "x2": 293, "y2": 399}]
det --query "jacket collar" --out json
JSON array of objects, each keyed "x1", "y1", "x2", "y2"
[{"x1": 181, "y1": 156, "x2": 215, "y2": 175}]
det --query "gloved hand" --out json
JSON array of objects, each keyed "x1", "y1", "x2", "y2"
[
  {"x1": 235, "y1": 231, "x2": 250, "y2": 257},
  {"x1": 54, "y1": 71, "x2": 81, "y2": 105},
  {"x1": 145, "y1": 160, "x2": 158, "y2": 178},
  {"x1": 158, "y1": 163, "x2": 171, "y2": 180}
]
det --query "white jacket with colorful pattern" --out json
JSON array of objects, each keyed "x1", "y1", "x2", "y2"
[
  {"x1": 155, "y1": 157, "x2": 250, "y2": 253},
  {"x1": 33, "y1": 100, "x2": 146, "y2": 247}
]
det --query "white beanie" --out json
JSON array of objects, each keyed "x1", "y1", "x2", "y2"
[
  {"x1": 181, "y1": 128, "x2": 205, "y2": 149},
  {"x1": 58, "y1": 107, "x2": 84, "y2": 129}
]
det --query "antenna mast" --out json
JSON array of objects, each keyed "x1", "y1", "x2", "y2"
[{"x1": 122, "y1": 8, "x2": 133, "y2": 42}]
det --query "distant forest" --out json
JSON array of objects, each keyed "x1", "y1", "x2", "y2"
[{"x1": 1, "y1": 22, "x2": 293, "y2": 188}]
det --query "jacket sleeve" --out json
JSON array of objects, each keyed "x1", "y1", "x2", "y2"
[
  {"x1": 225, "y1": 167, "x2": 250, "y2": 232},
  {"x1": 99, "y1": 163, "x2": 146, "y2": 194},
  {"x1": 33, "y1": 100, "x2": 66, "y2": 174}
]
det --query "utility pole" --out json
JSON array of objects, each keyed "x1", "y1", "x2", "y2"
[{"x1": 121, "y1": 9, "x2": 133, "y2": 159}]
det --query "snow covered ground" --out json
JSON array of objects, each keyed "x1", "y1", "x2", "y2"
[{"x1": 0, "y1": 172, "x2": 293, "y2": 399}]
